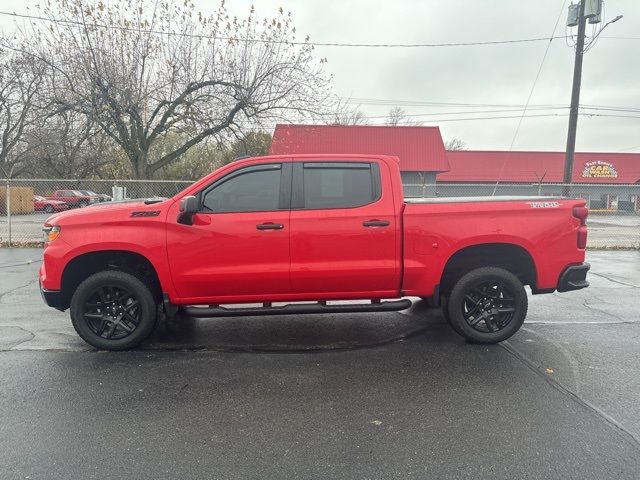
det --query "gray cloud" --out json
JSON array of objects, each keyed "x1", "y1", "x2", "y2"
[{"x1": 2, "y1": 0, "x2": 638, "y2": 151}]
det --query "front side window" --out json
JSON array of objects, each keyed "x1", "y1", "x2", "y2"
[
  {"x1": 201, "y1": 164, "x2": 282, "y2": 213},
  {"x1": 302, "y1": 162, "x2": 379, "y2": 209}
]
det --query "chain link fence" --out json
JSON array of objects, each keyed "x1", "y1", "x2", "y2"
[{"x1": 1, "y1": 178, "x2": 638, "y2": 249}]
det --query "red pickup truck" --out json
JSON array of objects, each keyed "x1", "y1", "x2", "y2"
[{"x1": 39, "y1": 154, "x2": 589, "y2": 350}]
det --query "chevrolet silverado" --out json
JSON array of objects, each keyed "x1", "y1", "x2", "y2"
[{"x1": 39, "y1": 154, "x2": 590, "y2": 350}]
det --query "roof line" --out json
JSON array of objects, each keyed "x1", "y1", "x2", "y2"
[{"x1": 274, "y1": 124, "x2": 442, "y2": 130}]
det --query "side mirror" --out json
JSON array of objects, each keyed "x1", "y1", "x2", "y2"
[{"x1": 177, "y1": 195, "x2": 198, "y2": 225}]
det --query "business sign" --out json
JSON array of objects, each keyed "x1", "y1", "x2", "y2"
[{"x1": 582, "y1": 160, "x2": 618, "y2": 179}]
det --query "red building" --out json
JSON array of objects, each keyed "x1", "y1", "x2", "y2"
[
  {"x1": 440, "y1": 150, "x2": 640, "y2": 185},
  {"x1": 270, "y1": 124, "x2": 449, "y2": 193},
  {"x1": 270, "y1": 124, "x2": 640, "y2": 208}
]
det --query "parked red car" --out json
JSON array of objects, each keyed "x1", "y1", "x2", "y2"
[
  {"x1": 39, "y1": 154, "x2": 589, "y2": 350},
  {"x1": 46, "y1": 190, "x2": 99, "y2": 208},
  {"x1": 33, "y1": 195, "x2": 69, "y2": 214}
]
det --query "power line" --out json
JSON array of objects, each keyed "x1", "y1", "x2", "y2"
[
  {"x1": 0, "y1": 10, "x2": 573, "y2": 48},
  {"x1": 356, "y1": 106, "x2": 640, "y2": 120},
  {"x1": 338, "y1": 97, "x2": 640, "y2": 112},
  {"x1": 363, "y1": 106, "x2": 568, "y2": 119},
  {"x1": 493, "y1": 0, "x2": 568, "y2": 194},
  {"x1": 356, "y1": 112, "x2": 640, "y2": 123},
  {"x1": 339, "y1": 97, "x2": 569, "y2": 108}
]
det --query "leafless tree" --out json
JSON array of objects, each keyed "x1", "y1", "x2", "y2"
[
  {"x1": 21, "y1": 0, "x2": 331, "y2": 178},
  {"x1": 444, "y1": 138, "x2": 467, "y2": 151},
  {"x1": 19, "y1": 111, "x2": 115, "y2": 178},
  {"x1": 385, "y1": 106, "x2": 423, "y2": 126},
  {"x1": 0, "y1": 44, "x2": 43, "y2": 178},
  {"x1": 328, "y1": 100, "x2": 370, "y2": 125}
]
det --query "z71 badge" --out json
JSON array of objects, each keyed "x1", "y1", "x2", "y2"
[{"x1": 527, "y1": 201, "x2": 561, "y2": 208}]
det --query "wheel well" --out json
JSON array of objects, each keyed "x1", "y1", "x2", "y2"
[
  {"x1": 440, "y1": 243, "x2": 536, "y2": 296},
  {"x1": 60, "y1": 250, "x2": 162, "y2": 310}
]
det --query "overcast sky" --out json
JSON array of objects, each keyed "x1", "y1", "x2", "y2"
[{"x1": 2, "y1": 0, "x2": 638, "y2": 152}]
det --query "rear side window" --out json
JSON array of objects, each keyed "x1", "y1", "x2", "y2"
[
  {"x1": 300, "y1": 162, "x2": 380, "y2": 209},
  {"x1": 201, "y1": 164, "x2": 282, "y2": 213}
]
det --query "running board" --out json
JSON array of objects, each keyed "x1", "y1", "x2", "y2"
[{"x1": 180, "y1": 299, "x2": 412, "y2": 318}]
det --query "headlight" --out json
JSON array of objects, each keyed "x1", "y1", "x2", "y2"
[{"x1": 43, "y1": 225, "x2": 61, "y2": 243}]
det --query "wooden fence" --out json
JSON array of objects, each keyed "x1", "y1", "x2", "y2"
[{"x1": 0, "y1": 186, "x2": 35, "y2": 215}]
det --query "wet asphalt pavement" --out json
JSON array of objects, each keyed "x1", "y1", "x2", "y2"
[{"x1": 0, "y1": 249, "x2": 639, "y2": 479}]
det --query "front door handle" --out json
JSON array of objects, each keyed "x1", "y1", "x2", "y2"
[
  {"x1": 363, "y1": 219, "x2": 390, "y2": 227},
  {"x1": 256, "y1": 222, "x2": 284, "y2": 230}
]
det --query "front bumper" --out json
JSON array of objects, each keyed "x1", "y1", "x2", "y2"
[
  {"x1": 39, "y1": 282, "x2": 65, "y2": 311},
  {"x1": 557, "y1": 262, "x2": 590, "y2": 292}
]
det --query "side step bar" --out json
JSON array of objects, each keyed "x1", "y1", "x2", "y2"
[{"x1": 180, "y1": 299, "x2": 412, "y2": 318}]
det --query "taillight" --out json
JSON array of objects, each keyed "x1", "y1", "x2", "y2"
[
  {"x1": 573, "y1": 205, "x2": 588, "y2": 249},
  {"x1": 572, "y1": 206, "x2": 588, "y2": 225}
]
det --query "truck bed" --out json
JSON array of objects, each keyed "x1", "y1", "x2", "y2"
[{"x1": 405, "y1": 196, "x2": 566, "y2": 204}]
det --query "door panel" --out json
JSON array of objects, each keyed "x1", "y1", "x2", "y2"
[
  {"x1": 166, "y1": 162, "x2": 291, "y2": 301},
  {"x1": 289, "y1": 160, "x2": 400, "y2": 295},
  {"x1": 167, "y1": 211, "x2": 290, "y2": 299}
]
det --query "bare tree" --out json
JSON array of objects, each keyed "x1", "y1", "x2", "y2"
[
  {"x1": 328, "y1": 100, "x2": 369, "y2": 125},
  {"x1": 385, "y1": 107, "x2": 423, "y2": 126},
  {"x1": 19, "y1": 111, "x2": 115, "y2": 178},
  {"x1": 221, "y1": 131, "x2": 273, "y2": 164},
  {"x1": 0, "y1": 44, "x2": 43, "y2": 177},
  {"x1": 444, "y1": 138, "x2": 467, "y2": 151},
  {"x1": 21, "y1": 0, "x2": 331, "y2": 178}
]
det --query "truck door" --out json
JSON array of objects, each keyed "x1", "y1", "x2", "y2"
[
  {"x1": 289, "y1": 160, "x2": 400, "y2": 297},
  {"x1": 166, "y1": 162, "x2": 292, "y2": 301}
]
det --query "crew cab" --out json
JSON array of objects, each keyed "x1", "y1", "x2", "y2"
[
  {"x1": 39, "y1": 154, "x2": 590, "y2": 350},
  {"x1": 46, "y1": 190, "x2": 99, "y2": 208}
]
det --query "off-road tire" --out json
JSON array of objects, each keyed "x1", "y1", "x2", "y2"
[
  {"x1": 446, "y1": 267, "x2": 527, "y2": 344},
  {"x1": 70, "y1": 270, "x2": 158, "y2": 350}
]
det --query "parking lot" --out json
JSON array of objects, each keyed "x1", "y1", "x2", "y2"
[{"x1": 0, "y1": 248, "x2": 639, "y2": 479}]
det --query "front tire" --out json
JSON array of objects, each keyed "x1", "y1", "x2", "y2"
[
  {"x1": 70, "y1": 270, "x2": 158, "y2": 350},
  {"x1": 44, "y1": 204, "x2": 54, "y2": 213},
  {"x1": 446, "y1": 267, "x2": 527, "y2": 344}
]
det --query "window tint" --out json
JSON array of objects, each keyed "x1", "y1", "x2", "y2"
[
  {"x1": 302, "y1": 162, "x2": 377, "y2": 209},
  {"x1": 201, "y1": 164, "x2": 282, "y2": 213}
]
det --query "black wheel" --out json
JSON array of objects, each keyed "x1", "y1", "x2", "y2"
[
  {"x1": 44, "y1": 204, "x2": 54, "y2": 213},
  {"x1": 446, "y1": 267, "x2": 527, "y2": 344},
  {"x1": 78, "y1": 201, "x2": 88, "y2": 208},
  {"x1": 70, "y1": 270, "x2": 158, "y2": 350}
]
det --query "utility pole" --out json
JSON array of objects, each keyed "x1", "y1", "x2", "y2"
[{"x1": 563, "y1": 0, "x2": 586, "y2": 197}]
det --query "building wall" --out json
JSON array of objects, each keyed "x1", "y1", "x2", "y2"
[{"x1": 415, "y1": 183, "x2": 640, "y2": 211}]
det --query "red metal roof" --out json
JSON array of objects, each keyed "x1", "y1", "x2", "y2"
[
  {"x1": 270, "y1": 124, "x2": 450, "y2": 172},
  {"x1": 439, "y1": 151, "x2": 640, "y2": 184}
]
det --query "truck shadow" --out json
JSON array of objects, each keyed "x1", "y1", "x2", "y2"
[{"x1": 144, "y1": 302, "x2": 459, "y2": 352}]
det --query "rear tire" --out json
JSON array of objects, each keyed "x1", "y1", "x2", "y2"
[
  {"x1": 70, "y1": 270, "x2": 158, "y2": 350},
  {"x1": 446, "y1": 267, "x2": 527, "y2": 344},
  {"x1": 44, "y1": 204, "x2": 54, "y2": 213}
]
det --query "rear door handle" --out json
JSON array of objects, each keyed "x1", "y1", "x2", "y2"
[
  {"x1": 256, "y1": 222, "x2": 284, "y2": 230},
  {"x1": 363, "y1": 220, "x2": 390, "y2": 227}
]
